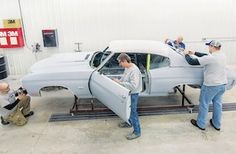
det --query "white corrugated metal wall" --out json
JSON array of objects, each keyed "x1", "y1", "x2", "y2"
[{"x1": 0, "y1": 0, "x2": 236, "y2": 75}]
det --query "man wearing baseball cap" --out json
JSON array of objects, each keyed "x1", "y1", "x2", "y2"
[{"x1": 184, "y1": 40, "x2": 227, "y2": 131}]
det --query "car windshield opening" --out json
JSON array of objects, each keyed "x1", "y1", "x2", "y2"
[{"x1": 90, "y1": 50, "x2": 111, "y2": 68}]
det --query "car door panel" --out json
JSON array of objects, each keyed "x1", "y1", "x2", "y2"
[{"x1": 89, "y1": 71, "x2": 131, "y2": 123}]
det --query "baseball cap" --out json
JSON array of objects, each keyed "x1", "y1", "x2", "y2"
[{"x1": 205, "y1": 40, "x2": 221, "y2": 48}]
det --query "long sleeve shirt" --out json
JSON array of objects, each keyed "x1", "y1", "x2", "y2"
[
  {"x1": 185, "y1": 51, "x2": 227, "y2": 86},
  {"x1": 0, "y1": 90, "x2": 16, "y2": 107},
  {"x1": 120, "y1": 63, "x2": 142, "y2": 94}
]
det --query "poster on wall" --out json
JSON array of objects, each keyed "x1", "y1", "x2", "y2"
[
  {"x1": 0, "y1": 19, "x2": 24, "y2": 48},
  {"x1": 42, "y1": 29, "x2": 58, "y2": 47},
  {"x1": 0, "y1": 28, "x2": 25, "y2": 48}
]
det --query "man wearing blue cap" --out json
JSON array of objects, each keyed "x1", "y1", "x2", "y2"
[{"x1": 184, "y1": 40, "x2": 227, "y2": 131}]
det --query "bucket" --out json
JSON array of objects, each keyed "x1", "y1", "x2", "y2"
[{"x1": 0, "y1": 56, "x2": 8, "y2": 80}]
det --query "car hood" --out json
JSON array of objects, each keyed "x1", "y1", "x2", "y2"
[{"x1": 30, "y1": 52, "x2": 95, "y2": 73}]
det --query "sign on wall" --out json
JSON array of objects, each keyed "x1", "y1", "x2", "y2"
[
  {"x1": 42, "y1": 29, "x2": 58, "y2": 47},
  {"x1": 0, "y1": 28, "x2": 25, "y2": 48},
  {"x1": 3, "y1": 19, "x2": 22, "y2": 28}
]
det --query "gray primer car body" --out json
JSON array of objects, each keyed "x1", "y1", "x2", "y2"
[{"x1": 22, "y1": 40, "x2": 236, "y2": 123}]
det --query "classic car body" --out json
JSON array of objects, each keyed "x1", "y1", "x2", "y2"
[{"x1": 22, "y1": 40, "x2": 236, "y2": 123}]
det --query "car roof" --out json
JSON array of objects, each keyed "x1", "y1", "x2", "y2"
[{"x1": 108, "y1": 40, "x2": 171, "y2": 57}]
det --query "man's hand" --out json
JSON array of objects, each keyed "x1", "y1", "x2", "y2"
[
  {"x1": 16, "y1": 94, "x2": 25, "y2": 100},
  {"x1": 188, "y1": 50, "x2": 195, "y2": 55},
  {"x1": 164, "y1": 38, "x2": 168, "y2": 44},
  {"x1": 184, "y1": 50, "x2": 195, "y2": 55}
]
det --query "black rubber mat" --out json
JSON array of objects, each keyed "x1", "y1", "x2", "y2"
[{"x1": 49, "y1": 103, "x2": 236, "y2": 122}]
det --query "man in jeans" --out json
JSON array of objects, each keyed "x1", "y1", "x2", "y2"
[
  {"x1": 113, "y1": 53, "x2": 142, "y2": 140},
  {"x1": 184, "y1": 40, "x2": 227, "y2": 131}
]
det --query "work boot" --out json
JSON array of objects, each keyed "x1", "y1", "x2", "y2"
[
  {"x1": 190, "y1": 119, "x2": 205, "y2": 130},
  {"x1": 126, "y1": 132, "x2": 141, "y2": 140},
  {"x1": 24, "y1": 111, "x2": 34, "y2": 118},
  {"x1": 1, "y1": 116, "x2": 9, "y2": 125},
  {"x1": 118, "y1": 122, "x2": 132, "y2": 128},
  {"x1": 210, "y1": 119, "x2": 220, "y2": 131}
]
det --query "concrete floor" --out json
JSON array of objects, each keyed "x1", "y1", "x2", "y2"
[{"x1": 1, "y1": 75, "x2": 236, "y2": 154}]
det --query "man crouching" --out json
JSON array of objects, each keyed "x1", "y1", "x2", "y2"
[{"x1": 0, "y1": 83, "x2": 34, "y2": 126}]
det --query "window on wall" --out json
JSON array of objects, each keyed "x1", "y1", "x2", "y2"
[{"x1": 150, "y1": 54, "x2": 170, "y2": 69}]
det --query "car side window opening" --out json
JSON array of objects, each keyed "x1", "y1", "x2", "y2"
[
  {"x1": 99, "y1": 53, "x2": 124, "y2": 77},
  {"x1": 99, "y1": 52, "x2": 150, "y2": 93},
  {"x1": 149, "y1": 54, "x2": 170, "y2": 69},
  {"x1": 98, "y1": 52, "x2": 170, "y2": 93}
]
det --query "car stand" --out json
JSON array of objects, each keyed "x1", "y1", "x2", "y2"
[{"x1": 70, "y1": 84, "x2": 195, "y2": 115}]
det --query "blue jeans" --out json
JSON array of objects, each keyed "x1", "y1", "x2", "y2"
[
  {"x1": 129, "y1": 93, "x2": 141, "y2": 135},
  {"x1": 197, "y1": 85, "x2": 226, "y2": 129}
]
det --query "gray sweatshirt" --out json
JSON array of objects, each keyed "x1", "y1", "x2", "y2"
[
  {"x1": 120, "y1": 63, "x2": 142, "y2": 94},
  {"x1": 0, "y1": 90, "x2": 16, "y2": 107},
  {"x1": 197, "y1": 51, "x2": 227, "y2": 86}
]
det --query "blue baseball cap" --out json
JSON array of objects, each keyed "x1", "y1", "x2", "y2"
[{"x1": 205, "y1": 40, "x2": 221, "y2": 48}]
